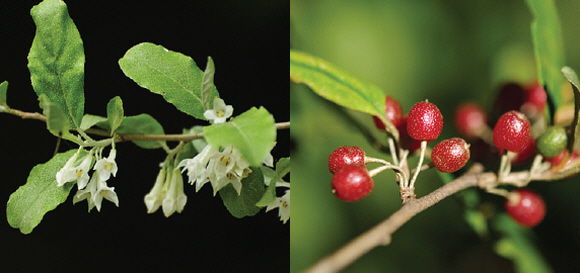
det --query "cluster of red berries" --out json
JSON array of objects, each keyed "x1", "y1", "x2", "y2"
[
  {"x1": 329, "y1": 97, "x2": 471, "y2": 201},
  {"x1": 452, "y1": 81, "x2": 554, "y2": 227},
  {"x1": 330, "y1": 81, "x2": 554, "y2": 227}
]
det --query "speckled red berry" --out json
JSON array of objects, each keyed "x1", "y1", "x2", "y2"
[
  {"x1": 331, "y1": 165, "x2": 374, "y2": 202},
  {"x1": 328, "y1": 146, "x2": 366, "y2": 174},
  {"x1": 431, "y1": 138, "x2": 470, "y2": 173},
  {"x1": 372, "y1": 96, "x2": 404, "y2": 130},
  {"x1": 407, "y1": 101, "x2": 443, "y2": 141},
  {"x1": 454, "y1": 102, "x2": 488, "y2": 139},
  {"x1": 505, "y1": 189, "x2": 546, "y2": 227},
  {"x1": 493, "y1": 110, "x2": 531, "y2": 152}
]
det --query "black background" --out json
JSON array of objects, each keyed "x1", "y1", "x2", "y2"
[{"x1": 0, "y1": 1, "x2": 289, "y2": 272}]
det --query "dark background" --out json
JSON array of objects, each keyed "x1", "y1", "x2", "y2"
[{"x1": 0, "y1": 1, "x2": 288, "y2": 272}]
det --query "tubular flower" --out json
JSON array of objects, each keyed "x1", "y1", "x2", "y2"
[
  {"x1": 144, "y1": 169, "x2": 166, "y2": 214},
  {"x1": 162, "y1": 169, "x2": 188, "y2": 217},
  {"x1": 94, "y1": 149, "x2": 118, "y2": 181}
]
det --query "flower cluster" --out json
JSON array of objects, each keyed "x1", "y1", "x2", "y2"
[
  {"x1": 144, "y1": 167, "x2": 187, "y2": 217},
  {"x1": 178, "y1": 144, "x2": 252, "y2": 195},
  {"x1": 56, "y1": 147, "x2": 119, "y2": 212}
]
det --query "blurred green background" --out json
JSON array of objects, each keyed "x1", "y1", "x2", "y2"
[{"x1": 291, "y1": 0, "x2": 580, "y2": 272}]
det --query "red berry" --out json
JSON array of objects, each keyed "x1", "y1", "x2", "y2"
[
  {"x1": 521, "y1": 81, "x2": 547, "y2": 117},
  {"x1": 431, "y1": 138, "x2": 470, "y2": 173},
  {"x1": 407, "y1": 101, "x2": 443, "y2": 141},
  {"x1": 328, "y1": 146, "x2": 366, "y2": 174},
  {"x1": 331, "y1": 165, "x2": 374, "y2": 202},
  {"x1": 397, "y1": 117, "x2": 424, "y2": 153},
  {"x1": 510, "y1": 136, "x2": 536, "y2": 166},
  {"x1": 493, "y1": 110, "x2": 531, "y2": 152},
  {"x1": 454, "y1": 102, "x2": 488, "y2": 139},
  {"x1": 372, "y1": 96, "x2": 404, "y2": 130},
  {"x1": 505, "y1": 189, "x2": 546, "y2": 227}
]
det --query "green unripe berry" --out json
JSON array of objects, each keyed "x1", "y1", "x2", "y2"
[{"x1": 536, "y1": 125, "x2": 568, "y2": 158}]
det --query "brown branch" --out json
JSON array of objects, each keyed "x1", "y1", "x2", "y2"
[
  {"x1": 2, "y1": 108, "x2": 290, "y2": 143},
  {"x1": 304, "y1": 171, "x2": 496, "y2": 273}
]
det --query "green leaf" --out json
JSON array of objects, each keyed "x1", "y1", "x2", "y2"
[
  {"x1": 7, "y1": 149, "x2": 85, "y2": 234},
  {"x1": 219, "y1": 167, "x2": 265, "y2": 218},
  {"x1": 115, "y1": 114, "x2": 165, "y2": 149},
  {"x1": 80, "y1": 114, "x2": 108, "y2": 131},
  {"x1": 118, "y1": 42, "x2": 219, "y2": 119},
  {"x1": 562, "y1": 67, "x2": 580, "y2": 154},
  {"x1": 28, "y1": 0, "x2": 85, "y2": 128},
  {"x1": 204, "y1": 107, "x2": 276, "y2": 166},
  {"x1": 525, "y1": 0, "x2": 567, "y2": 115},
  {"x1": 38, "y1": 94, "x2": 76, "y2": 143},
  {"x1": 275, "y1": 157, "x2": 290, "y2": 179},
  {"x1": 493, "y1": 213, "x2": 553, "y2": 273},
  {"x1": 290, "y1": 50, "x2": 398, "y2": 140},
  {"x1": 202, "y1": 56, "x2": 216, "y2": 111},
  {"x1": 106, "y1": 96, "x2": 124, "y2": 134},
  {"x1": 0, "y1": 81, "x2": 8, "y2": 108}
]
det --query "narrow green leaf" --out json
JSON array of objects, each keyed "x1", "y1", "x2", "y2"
[
  {"x1": 204, "y1": 107, "x2": 276, "y2": 166},
  {"x1": 493, "y1": 213, "x2": 553, "y2": 273},
  {"x1": 0, "y1": 81, "x2": 8, "y2": 108},
  {"x1": 80, "y1": 114, "x2": 108, "y2": 131},
  {"x1": 290, "y1": 50, "x2": 397, "y2": 140},
  {"x1": 106, "y1": 96, "x2": 124, "y2": 134},
  {"x1": 202, "y1": 56, "x2": 216, "y2": 111},
  {"x1": 28, "y1": 0, "x2": 85, "y2": 128},
  {"x1": 220, "y1": 167, "x2": 265, "y2": 218},
  {"x1": 561, "y1": 67, "x2": 580, "y2": 154},
  {"x1": 114, "y1": 114, "x2": 166, "y2": 149},
  {"x1": 7, "y1": 149, "x2": 84, "y2": 234},
  {"x1": 119, "y1": 42, "x2": 219, "y2": 119},
  {"x1": 525, "y1": 0, "x2": 567, "y2": 115}
]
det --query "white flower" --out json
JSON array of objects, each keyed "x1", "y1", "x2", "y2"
[
  {"x1": 266, "y1": 190, "x2": 290, "y2": 224},
  {"x1": 203, "y1": 98, "x2": 233, "y2": 124},
  {"x1": 74, "y1": 155, "x2": 93, "y2": 190},
  {"x1": 93, "y1": 179, "x2": 119, "y2": 212},
  {"x1": 94, "y1": 149, "x2": 118, "y2": 181},
  {"x1": 162, "y1": 169, "x2": 187, "y2": 217},
  {"x1": 178, "y1": 144, "x2": 215, "y2": 191},
  {"x1": 56, "y1": 151, "x2": 80, "y2": 186},
  {"x1": 72, "y1": 171, "x2": 119, "y2": 212},
  {"x1": 144, "y1": 169, "x2": 166, "y2": 214},
  {"x1": 73, "y1": 173, "x2": 98, "y2": 212}
]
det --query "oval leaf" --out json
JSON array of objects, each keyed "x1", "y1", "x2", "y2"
[
  {"x1": 202, "y1": 56, "x2": 216, "y2": 111},
  {"x1": 115, "y1": 114, "x2": 166, "y2": 149},
  {"x1": 107, "y1": 96, "x2": 124, "y2": 134},
  {"x1": 119, "y1": 42, "x2": 219, "y2": 119},
  {"x1": 7, "y1": 149, "x2": 84, "y2": 234},
  {"x1": 219, "y1": 167, "x2": 265, "y2": 218},
  {"x1": 290, "y1": 50, "x2": 398, "y2": 140},
  {"x1": 28, "y1": 0, "x2": 85, "y2": 128},
  {"x1": 204, "y1": 107, "x2": 276, "y2": 166}
]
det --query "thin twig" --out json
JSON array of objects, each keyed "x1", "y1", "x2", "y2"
[
  {"x1": 2, "y1": 108, "x2": 289, "y2": 143},
  {"x1": 304, "y1": 171, "x2": 495, "y2": 273}
]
